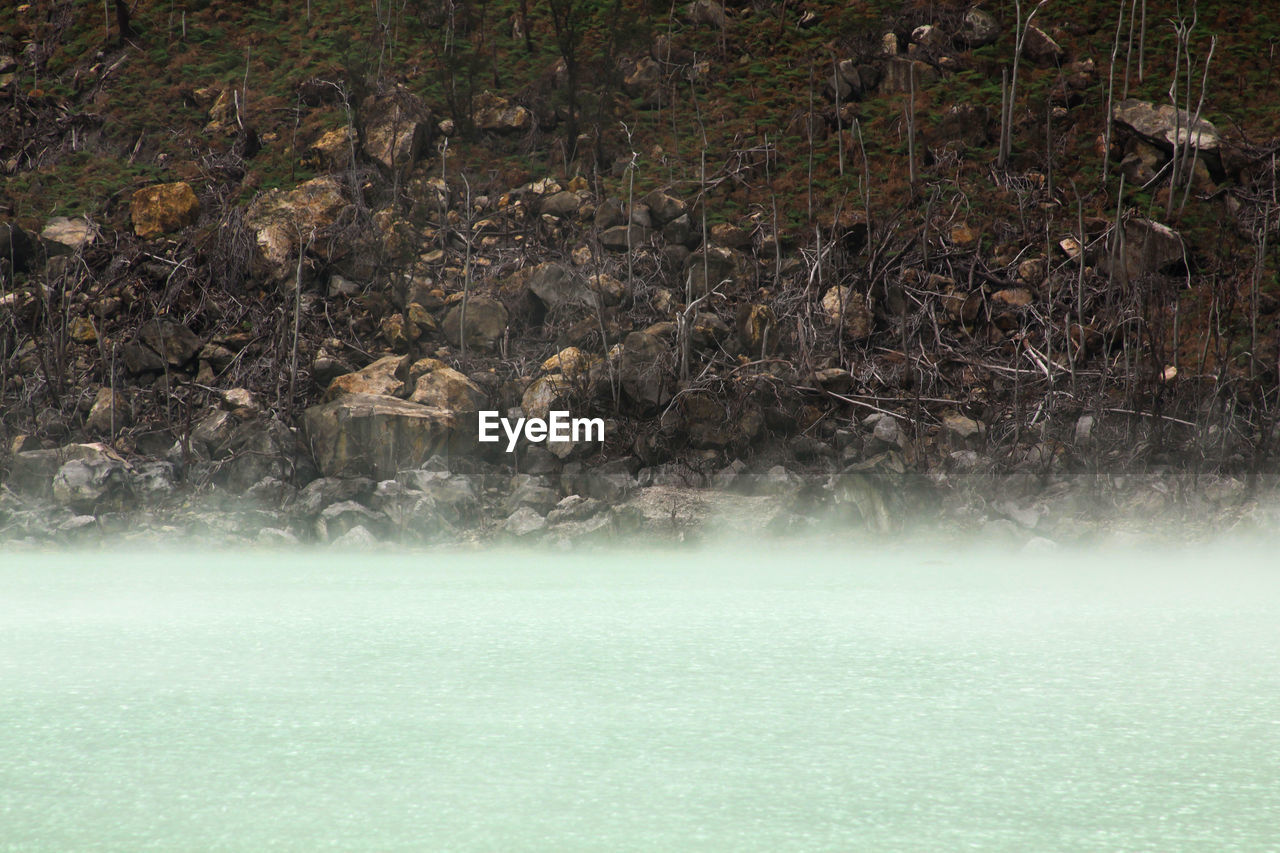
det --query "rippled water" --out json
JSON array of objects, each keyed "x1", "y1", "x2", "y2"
[{"x1": 2, "y1": 544, "x2": 1278, "y2": 851}]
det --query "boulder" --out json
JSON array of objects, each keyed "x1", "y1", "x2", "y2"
[
  {"x1": 306, "y1": 126, "x2": 353, "y2": 172},
  {"x1": 642, "y1": 190, "x2": 687, "y2": 225},
  {"x1": 684, "y1": 246, "x2": 749, "y2": 296},
  {"x1": 618, "y1": 331, "x2": 672, "y2": 408},
  {"x1": 821, "y1": 286, "x2": 873, "y2": 341},
  {"x1": 1104, "y1": 218, "x2": 1186, "y2": 283},
  {"x1": 86, "y1": 388, "x2": 131, "y2": 434},
  {"x1": 600, "y1": 223, "x2": 653, "y2": 251},
  {"x1": 244, "y1": 176, "x2": 348, "y2": 283},
  {"x1": 622, "y1": 56, "x2": 662, "y2": 102},
  {"x1": 540, "y1": 191, "x2": 582, "y2": 218},
  {"x1": 442, "y1": 296, "x2": 508, "y2": 351},
  {"x1": 360, "y1": 85, "x2": 432, "y2": 171},
  {"x1": 217, "y1": 418, "x2": 294, "y2": 493},
  {"x1": 473, "y1": 91, "x2": 532, "y2": 133},
  {"x1": 959, "y1": 7, "x2": 1000, "y2": 47},
  {"x1": 522, "y1": 373, "x2": 569, "y2": 421},
  {"x1": 1112, "y1": 99, "x2": 1220, "y2": 153},
  {"x1": 880, "y1": 58, "x2": 938, "y2": 93},
  {"x1": 318, "y1": 500, "x2": 388, "y2": 541},
  {"x1": 541, "y1": 346, "x2": 596, "y2": 378},
  {"x1": 41, "y1": 217, "x2": 97, "y2": 256},
  {"x1": 1, "y1": 222, "x2": 36, "y2": 273},
  {"x1": 52, "y1": 456, "x2": 132, "y2": 514},
  {"x1": 138, "y1": 318, "x2": 203, "y2": 367},
  {"x1": 6, "y1": 444, "x2": 115, "y2": 497},
  {"x1": 503, "y1": 506, "x2": 548, "y2": 538},
  {"x1": 526, "y1": 262, "x2": 584, "y2": 311},
  {"x1": 408, "y1": 364, "x2": 485, "y2": 412},
  {"x1": 303, "y1": 394, "x2": 460, "y2": 479},
  {"x1": 325, "y1": 355, "x2": 410, "y2": 401},
  {"x1": 131, "y1": 182, "x2": 200, "y2": 239},
  {"x1": 1022, "y1": 25, "x2": 1063, "y2": 64},
  {"x1": 685, "y1": 0, "x2": 726, "y2": 28}
]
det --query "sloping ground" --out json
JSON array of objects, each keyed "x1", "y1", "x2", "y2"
[{"x1": 2, "y1": 0, "x2": 1280, "y2": 516}]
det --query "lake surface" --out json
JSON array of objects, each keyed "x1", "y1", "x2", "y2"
[{"x1": 2, "y1": 543, "x2": 1278, "y2": 851}]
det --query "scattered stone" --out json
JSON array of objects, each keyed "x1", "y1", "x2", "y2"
[
  {"x1": 540, "y1": 191, "x2": 582, "y2": 218},
  {"x1": 0, "y1": 222, "x2": 36, "y2": 273},
  {"x1": 686, "y1": 0, "x2": 726, "y2": 28},
  {"x1": 642, "y1": 190, "x2": 687, "y2": 225},
  {"x1": 330, "y1": 524, "x2": 379, "y2": 548},
  {"x1": 991, "y1": 288, "x2": 1033, "y2": 308},
  {"x1": 306, "y1": 127, "x2": 354, "y2": 171},
  {"x1": 522, "y1": 373, "x2": 569, "y2": 421},
  {"x1": 600, "y1": 223, "x2": 653, "y2": 252},
  {"x1": 318, "y1": 500, "x2": 387, "y2": 541},
  {"x1": 131, "y1": 182, "x2": 200, "y2": 239},
  {"x1": 1075, "y1": 414, "x2": 1095, "y2": 446},
  {"x1": 880, "y1": 58, "x2": 937, "y2": 93}
]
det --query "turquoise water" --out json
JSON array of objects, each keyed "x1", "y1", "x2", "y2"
[{"x1": 2, "y1": 545, "x2": 1278, "y2": 851}]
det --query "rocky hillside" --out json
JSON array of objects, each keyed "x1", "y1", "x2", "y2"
[{"x1": 2, "y1": 0, "x2": 1279, "y2": 542}]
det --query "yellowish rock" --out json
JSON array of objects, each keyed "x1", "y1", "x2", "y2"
[{"x1": 131, "y1": 182, "x2": 200, "y2": 239}]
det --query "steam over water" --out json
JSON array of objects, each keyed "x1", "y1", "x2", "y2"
[{"x1": 3, "y1": 543, "x2": 1279, "y2": 851}]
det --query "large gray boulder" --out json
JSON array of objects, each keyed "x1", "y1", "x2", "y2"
[
  {"x1": 53, "y1": 456, "x2": 133, "y2": 514},
  {"x1": 442, "y1": 296, "x2": 508, "y2": 352},
  {"x1": 1113, "y1": 99, "x2": 1220, "y2": 153}
]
